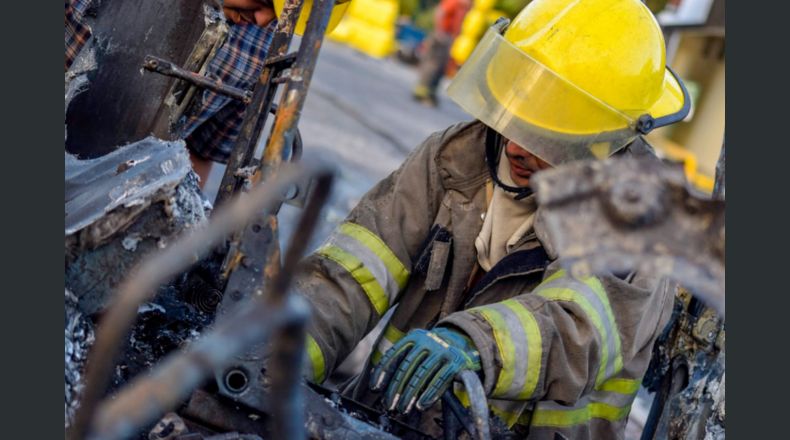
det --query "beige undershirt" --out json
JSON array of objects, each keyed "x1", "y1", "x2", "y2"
[{"x1": 474, "y1": 149, "x2": 538, "y2": 272}]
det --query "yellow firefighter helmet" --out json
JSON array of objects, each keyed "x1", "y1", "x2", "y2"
[{"x1": 447, "y1": 0, "x2": 690, "y2": 165}]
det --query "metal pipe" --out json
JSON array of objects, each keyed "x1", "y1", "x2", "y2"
[
  {"x1": 142, "y1": 55, "x2": 252, "y2": 104},
  {"x1": 459, "y1": 370, "x2": 491, "y2": 440},
  {"x1": 68, "y1": 162, "x2": 326, "y2": 440},
  {"x1": 266, "y1": 172, "x2": 333, "y2": 440},
  {"x1": 441, "y1": 392, "x2": 477, "y2": 436}
]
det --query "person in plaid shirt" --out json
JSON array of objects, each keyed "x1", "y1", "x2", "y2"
[
  {"x1": 65, "y1": 0, "x2": 278, "y2": 187},
  {"x1": 65, "y1": 0, "x2": 92, "y2": 72}
]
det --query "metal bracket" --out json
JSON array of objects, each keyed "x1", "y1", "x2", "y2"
[{"x1": 143, "y1": 55, "x2": 252, "y2": 104}]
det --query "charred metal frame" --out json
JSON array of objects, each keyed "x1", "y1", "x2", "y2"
[
  {"x1": 65, "y1": 0, "x2": 218, "y2": 157},
  {"x1": 532, "y1": 137, "x2": 726, "y2": 440},
  {"x1": 69, "y1": 0, "x2": 352, "y2": 438},
  {"x1": 143, "y1": 55, "x2": 253, "y2": 104},
  {"x1": 532, "y1": 155, "x2": 725, "y2": 316},
  {"x1": 207, "y1": 0, "x2": 341, "y2": 414},
  {"x1": 68, "y1": 164, "x2": 334, "y2": 440},
  {"x1": 640, "y1": 139, "x2": 726, "y2": 440}
]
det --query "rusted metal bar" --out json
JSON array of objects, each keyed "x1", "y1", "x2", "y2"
[
  {"x1": 215, "y1": 0, "x2": 307, "y2": 207},
  {"x1": 266, "y1": 172, "x2": 333, "y2": 440},
  {"x1": 211, "y1": 0, "x2": 309, "y2": 347},
  {"x1": 68, "y1": 162, "x2": 324, "y2": 440},
  {"x1": 264, "y1": 52, "x2": 298, "y2": 68},
  {"x1": 254, "y1": 0, "x2": 336, "y2": 186},
  {"x1": 143, "y1": 55, "x2": 252, "y2": 104},
  {"x1": 211, "y1": 0, "x2": 338, "y2": 418},
  {"x1": 252, "y1": 0, "x2": 337, "y2": 304}
]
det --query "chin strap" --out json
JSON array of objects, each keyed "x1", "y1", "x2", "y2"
[{"x1": 485, "y1": 126, "x2": 533, "y2": 200}]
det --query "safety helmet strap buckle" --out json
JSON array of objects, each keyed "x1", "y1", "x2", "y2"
[{"x1": 636, "y1": 66, "x2": 692, "y2": 134}]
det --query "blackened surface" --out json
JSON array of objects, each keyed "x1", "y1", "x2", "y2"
[
  {"x1": 108, "y1": 285, "x2": 216, "y2": 392},
  {"x1": 65, "y1": 0, "x2": 208, "y2": 157}
]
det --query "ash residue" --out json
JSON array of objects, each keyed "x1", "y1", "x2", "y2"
[
  {"x1": 110, "y1": 284, "x2": 215, "y2": 390},
  {"x1": 65, "y1": 289, "x2": 95, "y2": 428},
  {"x1": 65, "y1": 282, "x2": 217, "y2": 430},
  {"x1": 166, "y1": 171, "x2": 208, "y2": 229},
  {"x1": 66, "y1": 168, "x2": 209, "y2": 316}
]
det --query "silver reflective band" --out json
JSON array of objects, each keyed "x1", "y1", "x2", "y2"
[{"x1": 325, "y1": 232, "x2": 401, "y2": 305}]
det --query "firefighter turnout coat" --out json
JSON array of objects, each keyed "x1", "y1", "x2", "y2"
[{"x1": 294, "y1": 121, "x2": 675, "y2": 439}]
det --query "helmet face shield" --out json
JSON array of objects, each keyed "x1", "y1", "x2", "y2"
[{"x1": 447, "y1": 27, "x2": 639, "y2": 166}]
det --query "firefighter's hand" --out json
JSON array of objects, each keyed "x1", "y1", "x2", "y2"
[
  {"x1": 370, "y1": 327, "x2": 481, "y2": 414},
  {"x1": 223, "y1": 0, "x2": 276, "y2": 27}
]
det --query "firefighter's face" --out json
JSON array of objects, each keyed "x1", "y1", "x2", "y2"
[{"x1": 504, "y1": 140, "x2": 552, "y2": 187}]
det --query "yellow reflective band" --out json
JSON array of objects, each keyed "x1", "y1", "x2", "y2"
[
  {"x1": 536, "y1": 286, "x2": 611, "y2": 387},
  {"x1": 596, "y1": 377, "x2": 641, "y2": 395},
  {"x1": 530, "y1": 402, "x2": 632, "y2": 427},
  {"x1": 475, "y1": 308, "x2": 517, "y2": 396},
  {"x1": 317, "y1": 245, "x2": 389, "y2": 315},
  {"x1": 371, "y1": 324, "x2": 405, "y2": 365},
  {"x1": 383, "y1": 323, "x2": 405, "y2": 343},
  {"x1": 540, "y1": 270, "x2": 623, "y2": 379},
  {"x1": 502, "y1": 300, "x2": 542, "y2": 400},
  {"x1": 584, "y1": 276, "x2": 624, "y2": 375},
  {"x1": 306, "y1": 334, "x2": 326, "y2": 384},
  {"x1": 455, "y1": 387, "x2": 524, "y2": 427},
  {"x1": 339, "y1": 223, "x2": 410, "y2": 290},
  {"x1": 540, "y1": 269, "x2": 567, "y2": 285},
  {"x1": 454, "y1": 386, "x2": 470, "y2": 406},
  {"x1": 371, "y1": 349, "x2": 383, "y2": 365}
]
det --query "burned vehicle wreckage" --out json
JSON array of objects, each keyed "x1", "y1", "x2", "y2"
[{"x1": 64, "y1": 1, "x2": 725, "y2": 439}]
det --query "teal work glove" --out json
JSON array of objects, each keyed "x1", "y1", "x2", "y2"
[{"x1": 370, "y1": 327, "x2": 481, "y2": 414}]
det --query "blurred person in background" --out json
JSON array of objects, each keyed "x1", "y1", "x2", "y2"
[{"x1": 412, "y1": 0, "x2": 471, "y2": 107}]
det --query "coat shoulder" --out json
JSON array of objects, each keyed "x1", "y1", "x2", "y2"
[{"x1": 420, "y1": 120, "x2": 488, "y2": 191}]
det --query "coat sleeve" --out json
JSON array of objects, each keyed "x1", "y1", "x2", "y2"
[
  {"x1": 295, "y1": 125, "x2": 461, "y2": 383},
  {"x1": 439, "y1": 265, "x2": 674, "y2": 407}
]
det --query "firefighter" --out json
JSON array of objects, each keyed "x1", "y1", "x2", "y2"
[{"x1": 295, "y1": 0, "x2": 690, "y2": 437}]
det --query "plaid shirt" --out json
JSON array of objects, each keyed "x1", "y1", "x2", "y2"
[
  {"x1": 65, "y1": 0, "x2": 92, "y2": 71},
  {"x1": 65, "y1": 1, "x2": 276, "y2": 163},
  {"x1": 179, "y1": 21, "x2": 277, "y2": 163}
]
